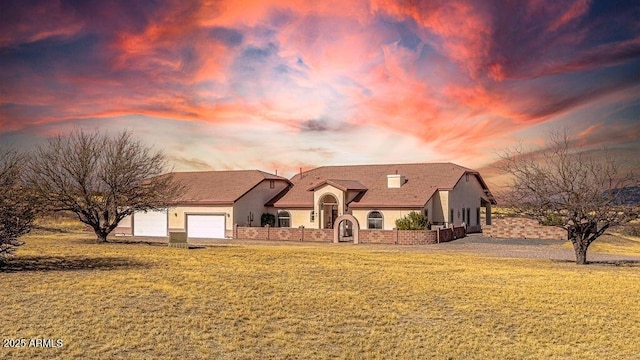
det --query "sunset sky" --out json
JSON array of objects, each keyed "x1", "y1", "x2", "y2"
[{"x1": 1, "y1": 0, "x2": 638, "y2": 182}]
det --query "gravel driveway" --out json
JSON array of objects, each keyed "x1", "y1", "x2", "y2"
[
  {"x1": 113, "y1": 233, "x2": 640, "y2": 264},
  {"x1": 428, "y1": 234, "x2": 640, "y2": 264}
]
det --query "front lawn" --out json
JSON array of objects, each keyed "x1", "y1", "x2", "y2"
[{"x1": 2, "y1": 233, "x2": 639, "y2": 359}]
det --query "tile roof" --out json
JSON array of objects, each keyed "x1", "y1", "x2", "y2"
[
  {"x1": 170, "y1": 170, "x2": 290, "y2": 205},
  {"x1": 307, "y1": 179, "x2": 368, "y2": 192},
  {"x1": 272, "y1": 162, "x2": 494, "y2": 208}
]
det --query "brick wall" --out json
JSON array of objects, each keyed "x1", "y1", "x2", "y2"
[
  {"x1": 453, "y1": 226, "x2": 466, "y2": 239},
  {"x1": 235, "y1": 226, "x2": 332, "y2": 242},
  {"x1": 237, "y1": 226, "x2": 269, "y2": 240},
  {"x1": 235, "y1": 226, "x2": 465, "y2": 245},
  {"x1": 358, "y1": 228, "x2": 458, "y2": 245},
  {"x1": 438, "y1": 228, "x2": 454, "y2": 242},
  {"x1": 303, "y1": 228, "x2": 333, "y2": 242},
  {"x1": 359, "y1": 230, "x2": 396, "y2": 244},
  {"x1": 398, "y1": 230, "x2": 438, "y2": 245},
  {"x1": 483, "y1": 218, "x2": 567, "y2": 240}
]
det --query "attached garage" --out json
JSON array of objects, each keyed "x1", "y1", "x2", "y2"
[
  {"x1": 187, "y1": 214, "x2": 226, "y2": 239},
  {"x1": 133, "y1": 210, "x2": 168, "y2": 237}
]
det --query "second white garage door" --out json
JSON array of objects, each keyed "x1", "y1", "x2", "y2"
[{"x1": 187, "y1": 214, "x2": 226, "y2": 239}]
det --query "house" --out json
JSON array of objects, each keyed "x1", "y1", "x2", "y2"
[
  {"x1": 269, "y1": 163, "x2": 496, "y2": 232},
  {"x1": 116, "y1": 170, "x2": 291, "y2": 239},
  {"x1": 118, "y1": 162, "x2": 496, "y2": 240}
]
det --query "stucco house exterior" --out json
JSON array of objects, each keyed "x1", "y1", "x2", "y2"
[
  {"x1": 119, "y1": 162, "x2": 495, "y2": 240},
  {"x1": 116, "y1": 170, "x2": 291, "y2": 239},
  {"x1": 269, "y1": 163, "x2": 496, "y2": 233}
]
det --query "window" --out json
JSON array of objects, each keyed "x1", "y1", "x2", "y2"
[
  {"x1": 462, "y1": 209, "x2": 466, "y2": 222},
  {"x1": 277, "y1": 211, "x2": 290, "y2": 227},
  {"x1": 450, "y1": 209, "x2": 454, "y2": 224},
  {"x1": 367, "y1": 211, "x2": 383, "y2": 229},
  {"x1": 310, "y1": 211, "x2": 315, "y2": 222},
  {"x1": 466, "y1": 208, "x2": 471, "y2": 225},
  {"x1": 476, "y1": 208, "x2": 480, "y2": 226},
  {"x1": 269, "y1": 180, "x2": 275, "y2": 189}
]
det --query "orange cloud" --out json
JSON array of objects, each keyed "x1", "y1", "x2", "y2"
[{"x1": 1, "y1": 0, "x2": 638, "y2": 172}]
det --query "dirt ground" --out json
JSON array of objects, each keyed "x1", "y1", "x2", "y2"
[
  {"x1": 110, "y1": 233, "x2": 640, "y2": 264},
  {"x1": 427, "y1": 234, "x2": 640, "y2": 263}
]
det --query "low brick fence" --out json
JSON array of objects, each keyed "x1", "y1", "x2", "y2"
[
  {"x1": 483, "y1": 218, "x2": 567, "y2": 240},
  {"x1": 358, "y1": 229, "x2": 438, "y2": 245},
  {"x1": 235, "y1": 225, "x2": 332, "y2": 242},
  {"x1": 235, "y1": 225, "x2": 466, "y2": 244}
]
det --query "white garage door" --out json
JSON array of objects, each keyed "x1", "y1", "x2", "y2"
[
  {"x1": 133, "y1": 210, "x2": 168, "y2": 237},
  {"x1": 187, "y1": 214, "x2": 225, "y2": 239}
]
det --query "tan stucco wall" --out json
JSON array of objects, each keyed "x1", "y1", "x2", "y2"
[
  {"x1": 119, "y1": 214, "x2": 132, "y2": 227},
  {"x1": 287, "y1": 209, "x2": 314, "y2": 228},
  {"x1": 122, "y1": 179, "x2": 289, "y2": 233},
  {"x1": 233, "y1": 180, "x2": 289, "y2": 227},
  {"x1": 314, "y1": 185, "x2": 345, "y2": 210},
  {"x1": 352, "y1": 209, "x2": 422, "y2": 230},
  {"x1": 313, "y1": 184, "x2": 346, "y2": 229},
  {"x1": 447, "y1": 174, "x2": 485, "y2": 227},
  {"x1": 432, "y1": 190, "x2": 448, "y2": 224}
]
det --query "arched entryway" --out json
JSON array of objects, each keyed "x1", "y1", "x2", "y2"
[
  {"x1": 319, "y1": 194, "x2": 339, "y2": 230},
  {"x1": 333, "y1": 214, "x2": 360, "y2": 244}
]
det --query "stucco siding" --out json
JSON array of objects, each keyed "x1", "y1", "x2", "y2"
[
  {"x1": 433, "y1": 190, "x2": 448, "y2": 225},
  {"x1": 169, "y1": 205, "x2": 234, "y2": 232},
  {"x1": 287, "y1": 209, "x2": 314, "y2": 228},
  {"x1": 352, "y1": 209, "x2": 423, "y2": 230},
  {"x1": 448, "y1": 175, "x2": 485, "y2": 227},
  {"x1": 233, "y1": 180, "x2": 289, "y2": 227}
]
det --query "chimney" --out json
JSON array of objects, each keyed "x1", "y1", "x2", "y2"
[{"x1": 387, "y1": 173, "x2": 405, "y2": 188}]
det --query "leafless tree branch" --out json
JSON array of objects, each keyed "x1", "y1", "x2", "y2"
[
  {"x1": 25, "y1": 129, "x2": 186, "y2": 243},
  {"x1": 1, "y1": 149, "x2": 37, "y2": 262},
  {"x1": 498, "y1": 129, "x2": 639, "y2": 264}
]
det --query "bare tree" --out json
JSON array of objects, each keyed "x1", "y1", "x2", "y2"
[
  {"x1": 26, "y1": 129, "x2": 185, "y2": 243},
  {"x1": 499, "y1": 130, "x2": 638, "y2": 264},
  {"x1": 1, "y1": 150, "x2": 37, "y2": 262}
]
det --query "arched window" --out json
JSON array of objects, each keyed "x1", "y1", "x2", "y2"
[
  {"x1": 367, "y1": 211, "x2": 383, "y2": 229},
  {"x1": 277, "y1": 211, "x2": 291, "y2": 228}
]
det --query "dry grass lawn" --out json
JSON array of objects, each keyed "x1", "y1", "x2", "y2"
[{"x1": 2, "y1": 231, "x2": 640, "y2": 359}]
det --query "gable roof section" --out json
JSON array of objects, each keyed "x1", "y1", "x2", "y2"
[
  {"x1": 307, "y1": 179, "x2": 368, "y2": 192},
  {"x1": 272, "y1": 163, "x2": 494, "y2": 208},
  {"x1": 171, "y1": 170, "x2": 290, "y2": 205}
]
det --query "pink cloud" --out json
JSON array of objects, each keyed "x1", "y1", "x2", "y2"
[
  {"x1": 0, "y1": 1, "x2": 85, "y2": 46},
  {"x1": 1, "y1": 0, "x2": 638, "y2": 172}
]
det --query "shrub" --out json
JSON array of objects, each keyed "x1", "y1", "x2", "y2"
[
  {"x1": 261, "y1": 213, "x2": 276, "y2": 227},
  {"x1": 395, "y1": 211, "x2": 429, "y2": 230}
]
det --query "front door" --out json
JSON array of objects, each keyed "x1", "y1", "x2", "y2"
[{"x1": 324, "y1": 205, "x2": 338, "y2": 229}]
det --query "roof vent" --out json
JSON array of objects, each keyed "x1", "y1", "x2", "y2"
[{"x1": 387, "y1": 174, "x2": 405, "y2": 188}]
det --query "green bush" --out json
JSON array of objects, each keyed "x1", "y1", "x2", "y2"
[
  {"x1": 395, "y1": 211, "x2": 429, "y2": 230},
  {"x1": 541, "y1": 213, "x2": 564, "y2": 227}
]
